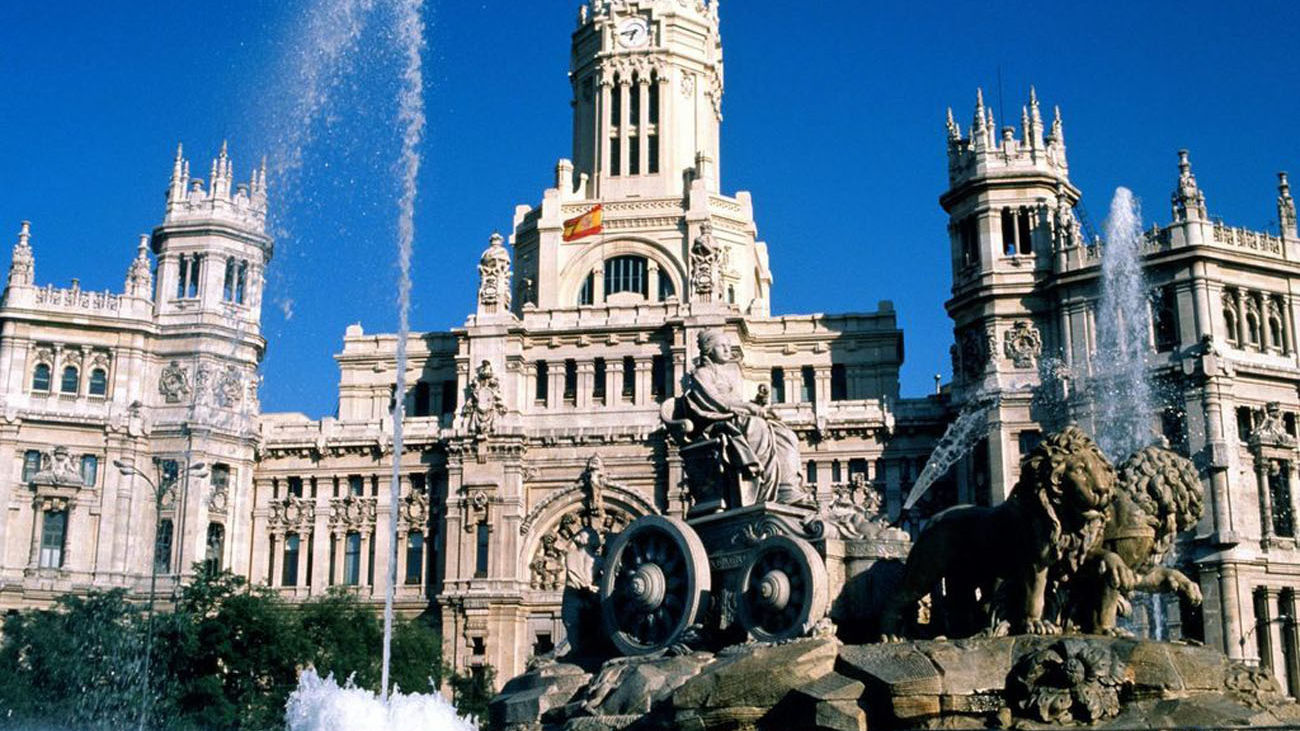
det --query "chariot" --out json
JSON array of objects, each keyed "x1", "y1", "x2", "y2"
[{"x1": 597, "y1": 438, "x2": 835, "y2": 655}]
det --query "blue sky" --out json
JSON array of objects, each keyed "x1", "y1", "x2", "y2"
[{"x1": 1, "y1": 1, "x2": 1297, "y2": 417}]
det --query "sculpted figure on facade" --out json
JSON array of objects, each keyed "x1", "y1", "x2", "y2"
[
  {"x1": 477, "y1": 232, "x2": 512, "y2": 314},
  {"x1": 461, "y1": 360, "x2": 506, "y2": 436},
  {"x1": 1068, "y1": 443, "x2": 1204, "y2": 634},
  {"x1": 125, "y1": 235, "x2": 153, "y2": 299},
  {"x1": 30, "y1": 446, "x2": 85, "y2": 487},
  {"x1": 1004, "y1": 320, "x2": 1043, "y2": 369},
  {"x1": 689, "y1": 222, "x2": 721, "y2": 301},
  {"x1": 882, "y1": 426, "x2": 1116, "y2": 638},
  {"x1": 1251, "y1": 401, "x2": 1295, "y2": 448},
  {"x1": 159, "y1": 360, "x2": 191, "y2": 404},
  {"x1": 662, "y1": 328, "x2": 810, "y2": 507},
  {"x1": 8, "y1": 221, "x2": 34, "y2": 290},
  {"x1": 579, "y1": 454, "x2": 608, "y2": 522}
]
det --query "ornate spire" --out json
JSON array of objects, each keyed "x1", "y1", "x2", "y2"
[
  {"x1": 945, "y1": 107, "x2": 961, "y2": 142},
  {"x1": 167, "y1": 143, "x2": 190, "y2": 204},
  {"x1": 125, "y1": 234, "x2": 153, "y2": 299},
  {"x1": 1026, "y1": 86, "x2": 1044, "y2": 149},
  {"x1": 1280, "y1": 171, "x2": 1297, "y2": 237},
  {"x1": 7, "y1": 221, "x2": 34, "y2": 289},
  {"x1": 1171, "y1": 149, "x2": 1207, "y2": 222},
  {"x1": 1049, "y1": 105, "x2": 1064, "y2": 144},
  {"x1": 971, "y1": 88, "x2": 989, "y2": 151},
  {"x1": 210, "y1": 140, "x2": 233, "y2": 199}
]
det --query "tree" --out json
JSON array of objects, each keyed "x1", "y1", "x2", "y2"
[
  {"x1": 299, "y1": 590, "x2": 384, "y2": 689},
  {"x1": 0, "y1": 590, "x2": 146, "y2": 730}
]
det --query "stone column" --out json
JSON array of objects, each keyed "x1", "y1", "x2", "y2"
[
  {"x1": 576, "y1": 361, "x2": 595, "y2": 409},
  {"x1": 599, "y1": 78, "x2": 612, "y2": 179},
  {"x1": 647, "y1": 261, "x2": 661, "y2": 302},
  {"x1": 1282, "y1": 590, "x2": 1300, "y2": 697},
  {"x1": 268, "y1": 532, "x2": 280, "y2": 587},
  {"x1": 603, "y1": 362, "x2": 618, "y2": 407},
  {"x1": 1236, "y1": 291, "x2": 1247, "y2": 347},
  {"x1": 1221, "y1": 564, "x2": 1244, "y2": 660},
  {"x1": 618, "y1": 78, "x2": 631, "y2": 176},
  {"x1": 331, "y1": 531, "x2": 344, "y2": 585},
  {"x1": 1258, "y1": 456, "x2": 1276, "y2": 544},
  {"x1": 1255, "y1": 587, "x2": 1275, "y2": 670},
  {"x1": 311, "y1": 523, "x2": 330, "y2": 592},
  {"x1": 27, "y1": 504, "x2": 43, "y2": 568},
  {"x1": 547, "y1": 360, "x2": 564, "y2": 410},
  {"x1": 637, "y1": 78, "x2": 651, "y2": 175},
  {"x1": 634, "y1": 358, "x2": 653, "y2": 407},
  {"x1": 297, "y1": 532, "x2": 310, "y2": 589},
  {"x1": 815, "y1": 366, "x2": 832, "y2": 407}
]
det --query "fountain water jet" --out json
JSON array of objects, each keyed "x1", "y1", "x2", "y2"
[{"x1": 1091, "y1": 187, "x2": 1158, "y2": 462}]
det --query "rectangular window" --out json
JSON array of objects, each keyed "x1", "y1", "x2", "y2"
[
  {"x1": 1237, "y1": 406, "x2": 1255, "y2": 443},
  {"x1": 176, "y1": 256, "x2": 188, "y2": 299},
  {"x1": 475, "y1": 523, "x2": 490, "y2": 578},
  {"x1": 413, "y1": 381, "x2": 431, "y2": 417},
  {"x1": 328, "y1": 536, "x2": 337, "y2": 585},
  {"x1": 806, "y1": 461, "x2": 818, "y2": 485},
  {"x1": 348, "y1": 475, "x2": 365, "y2": 497},
  {"x1": 629, "y1": 136, "x2": 640, "y2": 175},
  {"x1": 960, "y1": 216, "x2": 980, "y2": 268},
  {"x1": 1161, "y1": 406, "x2": 1188, "y2": 455},
  {"x1": 39, "y1": 510, "x2": 67, "y2": 569},
  {"x1": 154, "y1": 518, "x2": 174, "y2": 573},
  {"x1": 648, "y1": 135, "x2": 659, "y2": 175},
  {"x1": 771, "y1": 367, "x2": 786, "y2": 404},
  {"x1": 282, "y1": 533, "x2": 300, "y2": 587},
  {"x1": 651, "y1": 355, "x2": 666, "y2": 401},
  {"x1": 611, "y1": 83, "x2": 621, "y2": 126},
  {"x1": 831, "y1": 460, "x2": 843, "y2": 484},
  {"x1": 344, "y1": 532, "x2": 361, "y2": 585},
  {"x1": 830, "y1": 364, "x2": 848, "y2": 401},
  {"x1": 1017, "y1": 210, "x2": 1034, "y2": 255},
  {"x1": 210, "y1": 461, "x2": 230, "y2": 490},
  {"x1": 441, "y1": 380, "x2": 458, "y2": 417},
  {"x1": 204, "y1": 522, "x2": 225, "y2": 575},
  {"x1": 630, "y1": 80, "x2": 641, "y2": 126},
  {"x1": 160, "y1": 460, "x2": 180, "y2": 490},
  {"x1": 535, "y1": 361, "x2": 549, "y2": 403},
  {"x1": 188, "y1": 255, "x2": 201, "y2": 298},
  {"x1": 22, "y1": 450, "x2": 41, "y2": 482},
  {"x1": 610, "y1": 140, "x2": 621, "y2": 177},
  {"x1": 223, "y1": 257, "x2": 235, "y2": 302},
  {"x1": 563, "y1": 359, "x2": 577, "y2": 403},
  {"x1": 1153, "y1": 285, "x2": 1179, "y2": 352},
  {"x1": 1001, "y1": 209, "x2": 1016, "y2": 256},
  {"x1": 622, "y1": 357, "x2": 636, "y2": 401},
  {"x1": 80, "y1": 455, "x2": 98, "y2": 487},
  {"x1": 1271, "y1": 463, "x2": 1296, "y2": 538},
  {"x1": 1018, "y1": 430, "x2": 1043, "y2": 456},
  {"x1": 593, "y1": 358, "x2": 607, "y2": 401},
  {"x1": 801, "y1": 366, "x2": 816, "y2": 403},
  {"x1": 288, "y1": 476, "x2": 304, "y2": 498},
  {"x1": 405, "y1": 532, "x2": 424, "y2": 585},
  {"x1": 236, "y1": 261, "x2": 248, "y2": 305}
]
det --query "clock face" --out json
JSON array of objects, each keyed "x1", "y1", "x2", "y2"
[{"x1": 616, "y1": 18, "x2": 651, "y2": 49}]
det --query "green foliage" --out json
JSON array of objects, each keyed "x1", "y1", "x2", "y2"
[
  {"x1": 0, "y1": 590, "x2": 146, "y2": 730},
  {"x1": 0, "y1": 569, "x2": 479, "y2": 730},
  {"x1": 451, "y1": 664, "x2": 497, "y2": 725}
]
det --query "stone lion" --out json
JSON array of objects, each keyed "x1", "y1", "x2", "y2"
[
  {"x1": 1067, "y1": 443, "x2": 1204, "y2": 634},
  {"x1": 881, "y1": 426, "x2": 1115, "y2": 638}
]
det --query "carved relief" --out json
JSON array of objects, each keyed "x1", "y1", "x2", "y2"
[
  {"x1": 463, "y1": 486, "x2": 492, "y2": 531},
  {"x1": 399, "y1": 486, "x2": 430, "y2": 528},
  {"x1": 958, "y1": 328, "x2": 991, "y2": 379},
  {"x1": 215, "y1": 365, "x2": 244, "y2": 409},
  {"x1": 1250, "y1": 402, "x2": 1295, "y2": 449},
  {"x1": 1003, "y1": 320, "x2": 1043, "y2": 369},
  {"x1": 329, "y1": 494, "x2": 377, "y2": 531},
  {"x1": 689, "y1": 223, "x2": 721, "y2": 301},
  {"x1": 159, "y1": 361, "x2": 191, "y2": 404},
  {"x1": 268, "y1": 496, "x2": 316, "y2": 533},
  {"x1": 1007, "y1": 639, "x2": 1126, "y2": 724},
  {"x1": 30, "y1": 446, "x2": 85, "y2": 487}
]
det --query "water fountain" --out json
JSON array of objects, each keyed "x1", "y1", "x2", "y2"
[{"x1": 1092, "y1": 187, "x2": 1158, "y2": 462}]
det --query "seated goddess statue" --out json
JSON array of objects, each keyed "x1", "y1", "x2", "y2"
[{"x1": 663, "y1": 329, "x2": 811, "y2": 507}]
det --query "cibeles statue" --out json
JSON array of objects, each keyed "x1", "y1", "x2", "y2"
[{"x1": 662, "y1": 328, "x2": 811, "y2": 510}]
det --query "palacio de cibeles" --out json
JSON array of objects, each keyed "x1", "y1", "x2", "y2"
[{"x1": 3, "y1": 1, "x2": 1300, "y2": 729}]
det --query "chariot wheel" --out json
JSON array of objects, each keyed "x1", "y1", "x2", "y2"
[
  {"x1": 737, "y1": 535, "x2": 828, "y2": 643},
  {"x1": 599, "y1": 515, "x2": 711, "y2": 656}
]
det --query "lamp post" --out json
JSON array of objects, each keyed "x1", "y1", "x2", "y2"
[{"x1": 114, "y1": 456, "x2": 206, "y2": 731}]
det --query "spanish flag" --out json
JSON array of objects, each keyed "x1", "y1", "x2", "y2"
[{"x1": 563, "y1": 204, "x2": 604, "y2": 242}]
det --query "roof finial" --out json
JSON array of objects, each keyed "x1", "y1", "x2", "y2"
[
  {"x1": 1279, "y1": 171, "x2": 1296, "y2": 237},
  {"x1": 946, "y1": 107, "x2": 960, "y2": 141}
]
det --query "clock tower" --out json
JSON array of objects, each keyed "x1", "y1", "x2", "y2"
[
  {"x1": 570, "y1": 0, "x2": 724, "y2": 200},
  {"x1": 506, "y1": 0, "x2": 772, "y2": 316}
]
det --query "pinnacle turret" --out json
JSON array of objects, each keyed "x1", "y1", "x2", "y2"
[
  {"x1": 7, "y1": 221, "x2": 34, "y2": 290},
  {"x1": 1171, "y1": 149, "x2": 1208, "y2": 222},
  {"x1": 946, "y1": 87, "x2": 1070, "y2": 183},
  {"x1": 163, "y1": 143, "x2": 268, "y2": 232},
  {"x1": 125, "y1": 234, "x2": 153, "y2": 299},
  {"x1": 1280, "y1": 171, "x2": 1297, "y2": 238}
]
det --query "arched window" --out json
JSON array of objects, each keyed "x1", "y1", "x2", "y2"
[
  {"x1": 659, "y1": 274, "x2": 676, "y2": 300},
  {"x1": 88, "y1": 368, "x2": 108, "y2": 396},
  {"x1": 60, "y1": 366, "x2": 79, "y2": 394},
  {"x1": 578, "y1": 271, "x2": 595, "y2": 306},
  {"x1": 1224, "y1": 306, "x2": 1239, "y2": 344},
  {"x1": 604, "y1": 256, "x2": 648, "y2": 298},
  {"x1": 1247, "y1": 313, "x2": 1262, "y2": 347},
  {"x1": 31, "y1": 363, "x2": 51, "y2": 392},
  {"x1": 1270, "y1": 316, "x2": 1284, "y2": 351}
]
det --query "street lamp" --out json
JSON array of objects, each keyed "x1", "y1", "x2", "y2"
[{"x1": 114, "y1": 456, "x2": 206, "y2": 731}]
